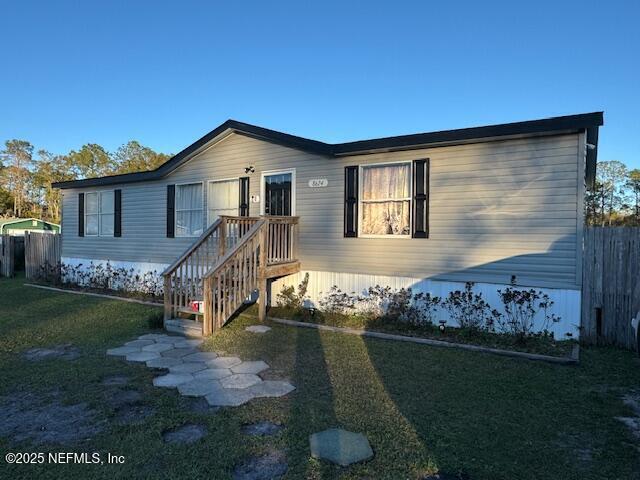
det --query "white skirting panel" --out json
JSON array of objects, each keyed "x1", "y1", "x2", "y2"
[{"x1": 270, "y1": 270, "x2": 582, "y2": 339}]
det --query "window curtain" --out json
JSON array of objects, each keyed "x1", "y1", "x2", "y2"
[
  {"x1": 361, "y1": 164, "x2": 411, "y2": 235},
  {"x1": 208, "y1": 180, "x2": 239, "y2": 224},
  {"x1": 176, "y1": 183, "x2": 203, "y2": 236}
]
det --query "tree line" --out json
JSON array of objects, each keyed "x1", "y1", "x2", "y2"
[
  {"x1": 0, "y1": 139, "x2": 171, "y2": 223},
  {"x1": 586, "y1": 160, "x2": 640, "y2": 226}
]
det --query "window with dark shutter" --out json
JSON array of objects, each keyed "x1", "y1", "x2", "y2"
[
  {"x1": 239, "y1": 177, "x2": 250, "y2": 216},
  {"x1": 412, "y1": 158, "x2": 429, "y2": 238},
  {"x1": 114, "y1": 189, "x2": 122, "y2": 237},
  {"x1": 166, "y1": 184, "x2": 175, "y2": 238},
  {"x1": 344, "y1": 166, "x2": 358, "y2": 237},
  {"x1": 78, "y1": 193, "x2": 85, "y2": 237}
]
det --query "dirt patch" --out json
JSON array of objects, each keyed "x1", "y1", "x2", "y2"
[
  {"x1": 23, "y1": 343, "x2": 81, "y2": 361},
  {"x1": 233, "y1": 450, "x2": 287, "y2": 480},
  {"x1": 616, "y1": 391, "x2": 640, "y2": 441},
  {"x1": 113, "y1": 403, "x2": 155, "y2": 425},
  {"x1": 162, "y1": 424, "x2": 207, "y2": 444},
  {"x1": 0, "y1": 391, "x2": 103, "y2": 445},
  {"x1": 422, "y1": 473, "x2": 471, "y2": 480},
  {"x1": 555, "y1": 433, "x2": 597, "y2": 469},
  {"x1": 241, "y1": 421, "x2": 284, "y2": 436},
  {"x1": 103, "y1": 388, "x2": 155, "y2": 425},
  {"x1": 101, "y1": 374, "x2": 130, "y2": 386},
  {"x1": 180, "y1": 397, "x2": 220, "y2": 415},
  {"x1": 104, "y1": 388, "x2": 142, "y2": 407}
]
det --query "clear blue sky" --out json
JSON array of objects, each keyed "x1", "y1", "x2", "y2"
[{"x1": 1, "y1": 1, "x2": 639, "y2": 167}]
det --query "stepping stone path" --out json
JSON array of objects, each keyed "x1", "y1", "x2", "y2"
[
  {"x1": 233, "y1": 450, "x2": 287, "y2": 480},
  {"x1": 162, "y1": 424, "x2": 207, "y2": 444},
  {"x1": 107, "y1": 333, "x2": 295, "y2": 407},
  {"x1": 245, "y1": 325, "x2": 271, "y2": 333},
  {"x1": 309, "y1": 428, "x2": 373, "y2": 467}
]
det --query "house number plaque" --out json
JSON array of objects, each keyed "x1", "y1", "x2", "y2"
[{"x1": 308, "y1": 178, "x2": 329, "y2": 188}]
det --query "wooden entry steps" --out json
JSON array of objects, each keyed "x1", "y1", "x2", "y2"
[{"x1": 162, "y1": 215, "x2": 300, "y2": 337}]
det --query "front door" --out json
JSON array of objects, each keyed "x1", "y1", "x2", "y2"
[{"x1": 263, "y1": 171, "x2": 294, "y2": 216}]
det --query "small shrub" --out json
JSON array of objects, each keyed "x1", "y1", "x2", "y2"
[
  {"x1": 41, "y1": 261, "x2": 164, "y2": 298},
  {"x1": 411, "y1": 292, "x2": 441, "y2": 326},
  {"x1": 443, "y1": 282, "x2": 501, "y2": 331},
  {"x1": 276, "y1": 273, "x2": 309, "y2": 310},
  {"x1": 496, "y1": 282, "x2": 560, "y2": 340},
  {"x1": 147, "y1": 310, "x2": 164, "y2": 329},
  {"x1": 318, "y1": 285, "x2": 358, "y2": 315}
]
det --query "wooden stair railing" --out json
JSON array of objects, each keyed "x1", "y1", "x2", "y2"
[
  {"x1": 202, "y1": 219, "x2": 267, "y2": 335},
  {"x1": 162, "y1": 216, "x2": 259, "y2": 322}
]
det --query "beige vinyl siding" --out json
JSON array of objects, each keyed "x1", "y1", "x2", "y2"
[{"x1": 61, "y1": 131, "x2": 583, "y2": 289}]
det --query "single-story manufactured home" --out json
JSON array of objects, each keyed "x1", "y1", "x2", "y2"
[{"x1": 53, "y1": 112, "x2": 603, "y2": 337}]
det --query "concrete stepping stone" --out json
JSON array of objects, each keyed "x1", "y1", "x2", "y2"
[
  {"x1": 169, "y1": 362, "x2": 208, "y2": 374},
  {"x1": 178, "y1": 379, "x2": 225, "y2": 397},
  {"x1": 248, "y1": 381, "x2": 295, "y2": 398},
  {"x1": 155, "y1": 336, "x2": 185, "y2": 344},
  {"x1": 241, "y1": 421, "x2": 284, "y2": 436},
  {"x1": 107, "y1": 346, "x2": 141, "y2": 357},
  {"x1": 231, "y1": 361, "x2": 269, "y2": 375},
  {"x1": 161, "y1": 347, "x2": 198, "y2": 358},
  {"x1": 126, "y1": 351, "x2": 161, "y2": 362},
  {"x1": 183, "y1": 352, "x2": 218, "y2": 362},
  {"x1": 124, "y1": 339, "x2": 155, "y2": 348},
  {"x1": 220, "y1": 374, "x2": 262, "y2": 389},
  {"x1": 206, "y1": 388, "x2": 256, "y2": 407},
  {"x1": 172, "y1": 339, "x2": 203, "y2": 348},
  {"x1": 162, "y1": 424, "x2": 207, "y2": 444},
  {"x1": 245, "y1": 325, "x2": 271, "y2": 333},
  {"x1": 142, "y1": 343, "x2": 174, "y2": 353},
  {"x1": 153, "y1": 373, "x2": 194, "y2": 388},
  {"x1": 207, "y1": 356, "x2": 242, "y2": 369},
  {"x1": 309, "y1": 428, "x2": 373, "y2": 466},
  {"x1": 146, "y1": 357, "x2": 183, "y2": 369},
  {"x1": 194, "y1": 368, "x2": 233, "y2": 380},
  {"x1": 232, "y1": 451, "x2": 287, "y2": 480},
  {"x1": 138, "y1": 334, "x2": 170, "y2": 341}
]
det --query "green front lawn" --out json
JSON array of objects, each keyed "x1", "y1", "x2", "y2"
[{"x1": 0, "y1": 275, "x2": 639, "y2": 479}]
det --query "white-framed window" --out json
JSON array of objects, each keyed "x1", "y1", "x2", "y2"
[
  {"x1": 85, "y1": 191, "x2": 114, "y2": 236},
  {"x1": 360, "y1": 162, "x2": 412, "y2": 237},
  {"x1": 175, "y1": 182, "x2": 203, "y2": 237},
  {"x1": 207, "y1": 179, "x2": 239, "y2": 225}
]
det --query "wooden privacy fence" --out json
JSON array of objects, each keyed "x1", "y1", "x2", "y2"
[
  {"x1": 24, "y1": 232, "x2": 61, "y2": 281},
  {"x1": 0, "y1": 234, "x2": 15, "y2": 277},
  {"x1": 581, "y1": 227, "x2": 640, "y2": 349}
]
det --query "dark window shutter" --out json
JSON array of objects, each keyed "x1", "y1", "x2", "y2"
[
  {"x1": 114, "y1": 189, "x2": 122, "y2": 237},
  {"x1": 412, "y1": 158, "x2": 429, "y2": 238},
  {"x1": 78, "y1": 193, "x2": 85, "y2": 237},
  {"x1": 166, "y1": 185, "x2": 175, "y2": 238},
  {"x1": 239, "y1": 177, "x2": 250, "y2": 216},
  {"x1": 344, "y1": 166, "x2": 359, "y2": 237}
]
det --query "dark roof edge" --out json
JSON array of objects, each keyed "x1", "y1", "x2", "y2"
[
  {"x1": 53, "y1": 112, "x2": 603, "y2": 189},
  {"x1": 332, "y1": 112, "x2": 603, "y2": 154}
]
